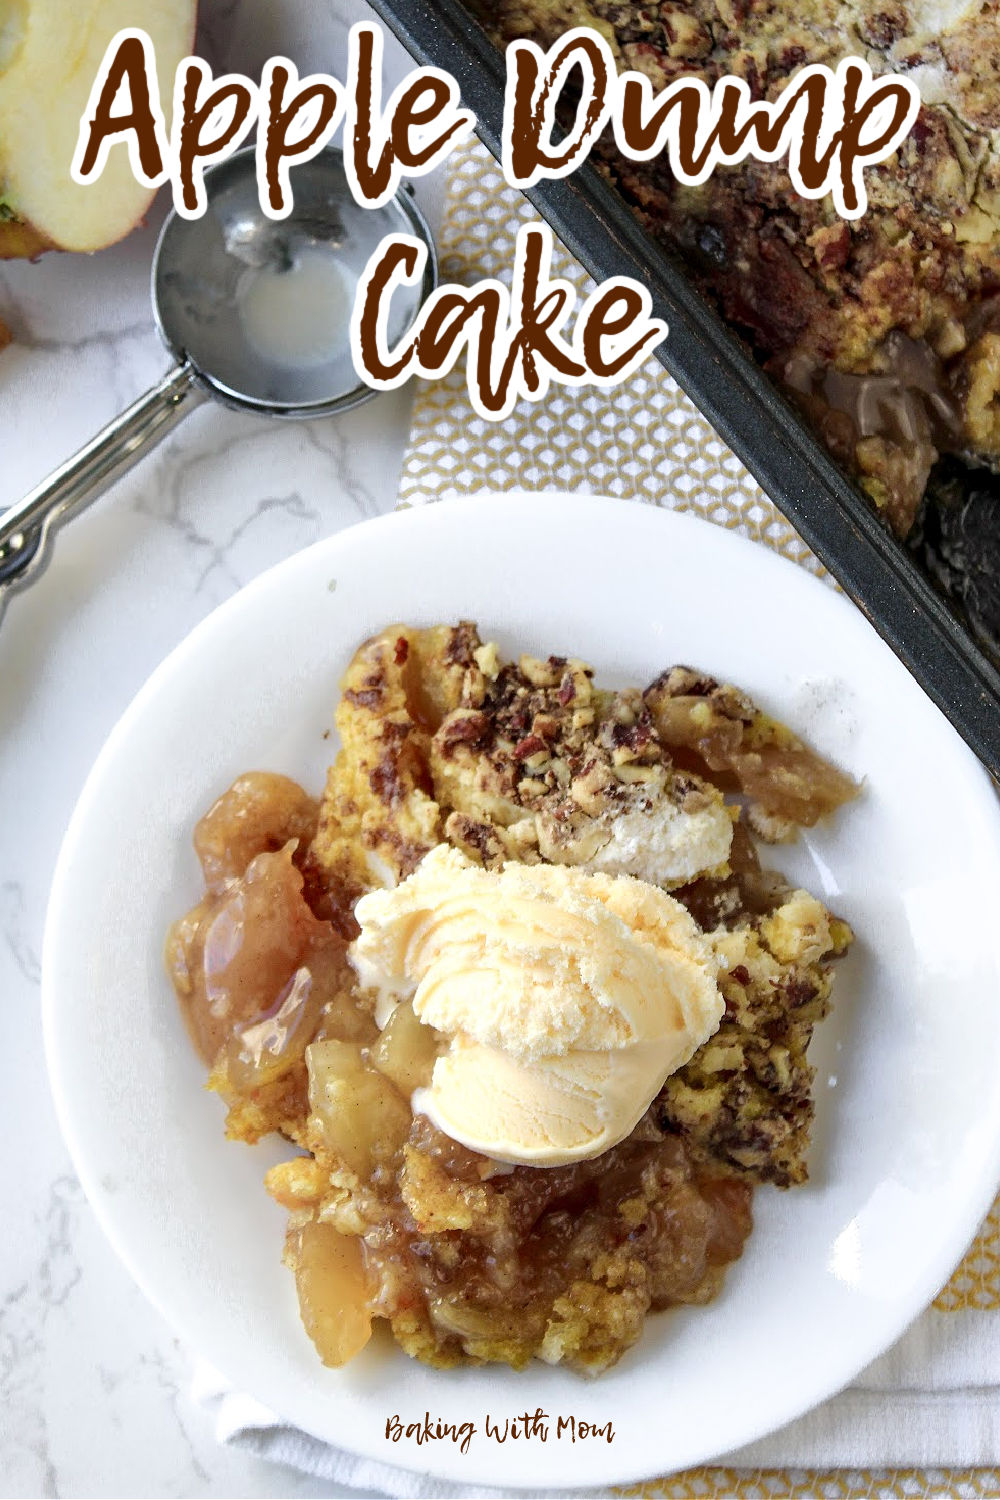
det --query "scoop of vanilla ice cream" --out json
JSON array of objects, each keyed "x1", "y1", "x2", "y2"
[
  {"x1": 415, "y1": 1034, "x2": 686, "y2": 1164},
  {"x1": 349, "y1": 845, "x2": 724, "y2": 1166},
  {"x1": 535, "y1": 777, "x2": 733, "y2": 888}
]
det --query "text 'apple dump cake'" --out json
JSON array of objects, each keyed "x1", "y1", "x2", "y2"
[
  {"x1": 473, "y1": 0, "x2": 1000, "y2": 541},
  {"x1": 167, "y1": 623, "x2": 857, "y2": 1374}
]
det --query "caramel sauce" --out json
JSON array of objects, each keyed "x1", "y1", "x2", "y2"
[
  {"x1": 359, "y1": 1116, "x2": 753, "y2": 1365},
  {"x1": 166, "y1": 768, "x2": 753, "y2": 1371},
  {"x1": 166, "y1": 772, "x2": 342, "y2": 1065}
]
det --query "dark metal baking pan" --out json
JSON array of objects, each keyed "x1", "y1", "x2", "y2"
[{"x1": 367, "y1": 0, "x2": 1000, "y2": 780}]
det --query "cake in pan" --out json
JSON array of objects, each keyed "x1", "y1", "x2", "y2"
[{"x1": 476, "y1": 0, "x2": 1000, "y2": 541}]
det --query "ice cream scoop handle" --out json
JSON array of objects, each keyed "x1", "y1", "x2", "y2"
[{"x1": 0, "y1": 361, "x2": 204, "y2": 621}]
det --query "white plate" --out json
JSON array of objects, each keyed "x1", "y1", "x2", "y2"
[{"x1": 43, "y1": 493, "x2": 1000, "y2": 1491}]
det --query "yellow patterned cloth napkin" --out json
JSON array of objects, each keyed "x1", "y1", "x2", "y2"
[{"x1": 394, "y1": 137, "x2": 1000, "y2": 1497}]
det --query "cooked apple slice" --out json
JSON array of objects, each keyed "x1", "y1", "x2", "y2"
[{"x1": 0, "y1": 1, "x2": 198, "y2": 256}]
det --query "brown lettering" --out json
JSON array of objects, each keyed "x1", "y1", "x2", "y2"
[
  {"x1": 349, "y1": 26, "x2": 473, "y2": 205},
  {"x1": 355, "y1": 237, "x2": 422, "y2": 380},
  {"x1": 176, "y1": 62, "x2": 254, "y2": 213},
  {"x1": 837, "y1": 67, "x2": 915, "y2": 214},
  {"x1": 76, "y1": 33, "x2": 164, "y2": 182},
  {"x1": 581, "y1": 285, "x2": 660, "y2": 376},
  {"x1": 353, "y1": 223, "x2": 665, "y2": 420},
  {"x1": 390, "y1": 78, "x2": 466, "y2": 169},
  {"x1": 790, "y1": 75, "x2": 841, "y2": 192},
  {"x1": 511, "y1": 226, "x2": 586, "y2": 389},
  {"x1": 506, "y1": 34, "x2": 611, "y2": 184},
  {"x1": 617, "y1": 71, "x2": 833, "y2": 181},
  {"x1": 618, "y1": 76, "x2": 695, "y2": 158},
  {"x1": 609, "y1": 54, "x2": 917, "y2": 218},
  {"x1": 261, "y1": 63, "x2": 341, "y2": 213},
  {"x1": 416, "y1": 289, "x2": 499, "y2": 372},
  {"x1": 351, "y1": 26, "x2": 388, "y2": 201}
]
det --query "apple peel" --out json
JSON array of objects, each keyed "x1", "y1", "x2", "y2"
[{"x1": 0, "y1": 1, "x2": 197, "y2": 255}]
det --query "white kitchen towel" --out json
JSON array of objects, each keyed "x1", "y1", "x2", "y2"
[{"x1": 195, "y1": 1311, "x2": 1000, "y2": 1494}]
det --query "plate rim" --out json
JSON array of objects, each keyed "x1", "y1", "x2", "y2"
[{"x1": 42, "y1": 491, "x2": 1000, "y2": 1488}]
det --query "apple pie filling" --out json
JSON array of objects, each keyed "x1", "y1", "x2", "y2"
[{"x1": 167, "y1": 622, "x2": 855, "y2": 1374}]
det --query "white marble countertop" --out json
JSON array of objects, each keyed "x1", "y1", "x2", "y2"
[
  {"x1": 14, "y1": 5, "x2": 1000, "y2": 1495},
  {"x1": 0, "y1": 3, "x2": 437, "y2": 1494}
]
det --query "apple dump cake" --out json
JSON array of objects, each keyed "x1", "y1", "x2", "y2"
[
  {"x1": 472, "y1": 0, "x2": 1000, "y2": 540},
  {"x1": 167, "y1": 623, "x2": 856, "y2": 1374}
]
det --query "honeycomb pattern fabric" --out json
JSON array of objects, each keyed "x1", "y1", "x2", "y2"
[
  {"x1": 398, "y1": 138, "x2": 822, "y2": 575},
  {"x1": 397, "y1": 135, "x2": 1000, "y2": 1498},
  {"x1": 935, "y1": 1196, "x2": 1000, "y2": 1312},
  {"x1": 621, "y1": 1471, "x2": 1000, "y2": 1498}
]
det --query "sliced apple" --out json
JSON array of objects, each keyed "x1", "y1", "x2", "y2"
[{"x1": 0, "y1": 0, "x2": 198, "y2": 256}]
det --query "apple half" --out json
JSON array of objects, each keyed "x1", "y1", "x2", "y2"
[{"x1": 0, "y1": 1, "x2": 197, "y2": 257}]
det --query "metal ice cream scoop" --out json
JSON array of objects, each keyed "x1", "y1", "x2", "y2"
[{"x1": 0, "y1": 144, "x2": 436, "y2": 623}]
